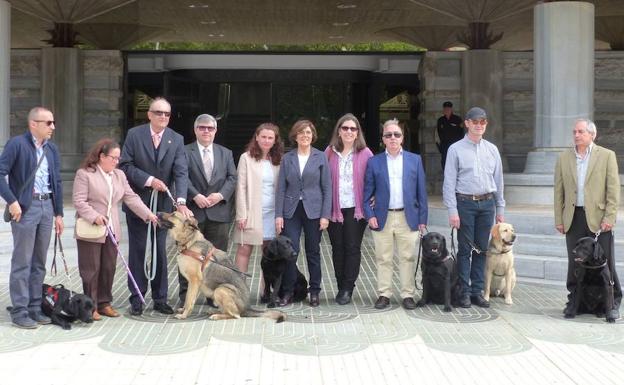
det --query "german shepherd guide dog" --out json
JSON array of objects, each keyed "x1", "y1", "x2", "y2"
[{"x1": 158, "y1": 211, "x2": 285, "y2": 322}]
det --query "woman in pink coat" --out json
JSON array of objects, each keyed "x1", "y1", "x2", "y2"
[{"x1": 72, "y1": 139, "x2": 158, "y2": 320}]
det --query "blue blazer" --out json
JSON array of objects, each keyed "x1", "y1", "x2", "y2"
[
  {"x1": 363, "y1": 150, "x2": 428, "y2": 231},
  {"x1": 275, "y1": 147, "x2": 332, "y2": 220},
  {"x1": 0, "y1": 132, "x2": 63, "y2": 216},
  {"x1": 119, "y1": 124, "x2": 189, "y2": 215}
]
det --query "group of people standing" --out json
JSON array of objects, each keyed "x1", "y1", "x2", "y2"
[{"x1": 0, "y1": 98, "x2": 619, "y2": 328}]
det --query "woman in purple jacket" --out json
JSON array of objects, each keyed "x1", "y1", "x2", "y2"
[{"x1": 325, "y1": 114, "x2": 373, "y2": 305}]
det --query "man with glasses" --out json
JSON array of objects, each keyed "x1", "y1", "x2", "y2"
[
  {"x1": 0, "y1": 107, "x2": 64, "y2": 328},
  {"x1": 119, "y1": 97, "x2": 193, "y2": 316},
  {"x1": 179, "y1": 113, "x2": 236, "y2": 305},
  {"x1": 443, "y1": 107, "x2": 505, "y2": 308},
  {"x1": 364, "y1": 119, "x2": 428, "y2": 310}
]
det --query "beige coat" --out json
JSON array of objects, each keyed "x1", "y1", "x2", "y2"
[
  {"x1": 554, "y1": 144, "x2": 620, "y2": 233},
  {"x1": 232, "y1": 152, "x2": 280, "y2": 245},
  {"x1": 72, "y1": 167, "x2": 153, "y2": 243}
]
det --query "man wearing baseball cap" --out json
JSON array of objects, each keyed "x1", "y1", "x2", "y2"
[{"x1": 442, "y1": 107, "x2": 505, "y2": 308}]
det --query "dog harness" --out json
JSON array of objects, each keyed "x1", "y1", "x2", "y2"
[
  {"x1": 180, "y1": 247, "x2": 215, "y2": 272},
  {"x1": 43, "y1": 285, "x2": 73, "y2": 316}
]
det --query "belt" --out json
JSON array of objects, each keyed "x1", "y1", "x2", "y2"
[
  {"x1": 388, "y1": 208, "x2": 404, "y2": 212},
  {"x1": 33, "y1": 193, "x2": 52, "y2": 201},
  {"x1": 456, "y1": 193, "x2": 493, "y2": 201}
]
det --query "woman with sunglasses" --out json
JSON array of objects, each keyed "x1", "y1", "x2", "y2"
[
  {"x1": 72, "y1": 139, "x2": 158, "y2": 320},
  {"x1": 324, "y1": 113, "x2": 373, "y2": 305}
]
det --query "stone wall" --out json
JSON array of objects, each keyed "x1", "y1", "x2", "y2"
[
  {"x1": 595, "y1": 51, "x2": 624, "y2": 167},
  {"x1": 10, "y1": 49, "x2": 40, "y2": 137}
]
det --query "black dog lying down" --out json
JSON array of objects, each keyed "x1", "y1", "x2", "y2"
[
  {"x1": 416, "y1": 232, "x2": 462, "y2": 312},
  {"x1": 261, "y1": 235, "x2": 308, "y2": 307},
  {"x1": 42, "y1": 284, "x2": 95, "y2": 330},
  {"x1": 566, "y1": 237, "x2": 618, "y2": 323}
]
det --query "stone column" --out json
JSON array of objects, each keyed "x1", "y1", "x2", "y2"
[
  {"x1": 0, "y1": 1, "x2": 10, "y2": 151},
  {"x1": 525, "y1": 1, "x2": 594, "y2": 173},
  {"x1": 461, "y1": 49, "x2": 504, "y2": 151},
  {"x1": 41, "y1": 48, "x2": 83, "y2": 176}
]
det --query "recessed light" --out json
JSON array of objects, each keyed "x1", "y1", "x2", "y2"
[
  {"x1": 208, "y1": 33, "x2": 225, "y2": 38},
  {"x1": 332, "y1": 22, "x2": 349, "y2": 27},
  {"x1": 200, "y1": 20, "x2": 217, "y2": 25},
  {"x1": 188, "y1": 4, "x2": 209, "y2": 8},
  {"x1": 337, "y1": 4, "x2": 357, "y2": 9},
  {"x1": 329, "y1": 35, "x2": 344, "y2": 39}
]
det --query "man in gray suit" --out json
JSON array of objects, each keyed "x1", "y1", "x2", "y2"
[
  {"x1": 120, "y1": 97, "x2": 193, "y2": 316},
  {"x1": 180, "y1": 113, "x2": 237, "y2": 304}
]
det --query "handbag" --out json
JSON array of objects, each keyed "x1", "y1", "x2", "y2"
[
  {"x1": 3, "y1": 150, "x2": 47, "y2": 222},
  {"x1": 75, "y1": 171, "x2": 113, "y2": 239}
]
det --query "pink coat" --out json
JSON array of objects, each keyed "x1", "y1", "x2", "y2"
[{"x1": 72, "y1": 167, "x2": 152, "y2": 243}]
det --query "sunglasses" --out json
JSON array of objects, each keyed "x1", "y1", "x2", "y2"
[
  {"x1": 197, "y1": 125, "x2": 217, "y2": 132},
  {"x1": 469, "y1": 119, "x2": 487, "y2": 125},
  {"x1": 150, "y1": 110, "x2": 171, "y2": 117},
  {"x1": 340, "y1": 126, "x2": 358, "y2": 132},
  {"x1": 34, "y1": 120, "x2": 55, "y2": 126},
  {"x1": 105, "y1": 155, "x2": 120, "y2": 162},
  {"x1": 382, "y1": 131, "x2": 402, "y2": 139}
]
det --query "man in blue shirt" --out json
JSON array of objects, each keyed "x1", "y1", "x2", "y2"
[
  {"x1": 443, "y1": 107, "x2": 505, "y2": 308},
  {"x1": 0, "y1": 107, "x2": 64, "y2": 328}
]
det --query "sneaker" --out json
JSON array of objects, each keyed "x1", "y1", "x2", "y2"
[
  {"x1": 29, "y1": 311, "x2": 52, "y2": 325},
  {"x1": 12, "y1": 317, "x2": 39, "y2": 329}
]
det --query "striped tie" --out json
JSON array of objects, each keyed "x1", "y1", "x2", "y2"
[{"x1": 203, "y1": 147, "x2": 212, "y2": 182}]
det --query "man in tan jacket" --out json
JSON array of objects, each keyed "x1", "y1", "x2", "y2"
[{"x1": 554, "y1": 118, "x2": 621, "y2": 318}]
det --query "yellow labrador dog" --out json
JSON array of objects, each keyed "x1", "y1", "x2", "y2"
[
  {"x1": 484, "y1": 223, "x2": 517, "y2": 305},
  {"x1": 158, "y1": 211, "x2": 285, "y2": 322}
]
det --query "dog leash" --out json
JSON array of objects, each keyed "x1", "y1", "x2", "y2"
[
  {"x1": 107, "y1": 224, "x2": 146, "y2": 305},
  {"x1": 51, "y1": 233, "x2": 72, "y2": 287},
  {"x1": 144, "y1": 186, "x2": 179, "y2": 282},
  {"x1": 413, "y1": 226, "x2": 427, "y2": 290}
]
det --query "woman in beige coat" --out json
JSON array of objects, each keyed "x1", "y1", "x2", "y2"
[
  {"x1": 233, "y1": 123, "x2": 284, "y2": 273},
  {"x1": 73, "y1": 139, "x2": 158, "y2": 320}
]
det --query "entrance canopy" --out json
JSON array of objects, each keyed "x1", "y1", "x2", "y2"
[{"x1": 8, "y1": 0, "x2": 624, "y2": 50}]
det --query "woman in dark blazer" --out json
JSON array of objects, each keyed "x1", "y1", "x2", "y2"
[
  {"x1": 275, "y1": 119, "x2": 332, "y2": 307},
  {"x1": 73, "y1": 139, "x2": 158, "y2": 320}
]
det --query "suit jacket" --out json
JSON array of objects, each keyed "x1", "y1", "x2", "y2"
[
  {"x1": 72, "y1": 167, "x2": 153, "y2": 243},
  {"x1": 185, "y1": 141, "x2": 237, "y2": 223},
  {"x1": 554, "y1": 144, "x2": 620, "y2": 233},
  {"x1": 363, "y1": 150, "x2": 428, "y2": 231},
  {"x1": 275, "y1": 147, "x2": 331, "y2": 220},
  {"x1": 0, "y1": 132, "x2": 63, "y2": 216},
  {"x1": 119, "y1": 124, "x2": 188, "y2": 216}
]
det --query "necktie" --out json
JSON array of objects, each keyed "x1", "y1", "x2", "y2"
[
  {"x1": 203, "y1": 147, "x2": 212, "y2": 182},
  {"x1": 152, "y1": 134, "x2": 161, "y2": 149}
]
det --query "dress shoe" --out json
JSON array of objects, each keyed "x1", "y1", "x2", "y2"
[
  {"x1": 153, "y1": 302, "x2": 175, "y2": 315},
  {"x1": 471, "y1": 295, "x2": 490, "y2": 308},
  {"x1": 309, "y1": 293, "x2": 320, "y2": 307},
  {"x1": 402, "y1": 297, "x2": 417, "y2": 310},
  {"x1": 277, "y1": 294, "x2": 293, "y2": 307},
  {"x1": 335, "y1": 290, "x2": 352, "y2": 305},
  {"x1": 29, "y1": 311, "x2": 52, "y2": 325},
  {"x1": 99, "y1": 305, "x2": 120, "y2": 318},
  {"x1": 129, "y1": 303, "x2": 143, "y2": 316},
  {"x1": 92, "y1": 310, "x2": 102, "y2": 321},
  {"x1": 458, "y1": 295, "x2": 471, "y2": 308},
  {"x1": 374, "y1": 296, "x2": 390, "y2": 309}
]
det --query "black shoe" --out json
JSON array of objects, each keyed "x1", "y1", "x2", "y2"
[
  {"x1": 309, "y1": 293, "x2": 320, "y2": 307},
  {"x1": 471, "y1": 295, "x2": 490, "y2": 308},
  {"x1": 130, "y1": 304, "x2": 143, "y2": 316},
  {"x1": 335, "y1": 290, "x2": 352, "y2": 305},
  {"x1": 374, "y1": 296, "x2": 390, "y2": 309},
  {"x1": 278, "y1": 294, "x2": 293, "y2": 307},
  {"x1": 402, "y1": 297, "x2": 417, "y2": 310},
  {"x1": 458, "y1": 295, "x2": 471, "y2": 308},
  {"x1": 153, "y1": 302, "x2": 174, "y2": 315}
]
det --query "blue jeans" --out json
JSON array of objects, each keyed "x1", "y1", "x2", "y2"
[
  {"x1": 456, "y1": 195, "x2": 495, "y2": 297},
  {"x1": 281, "y1": 202, "x2": 322, "y2": 296}
]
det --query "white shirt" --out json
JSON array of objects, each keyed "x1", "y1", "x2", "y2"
[
  {"x1": 332, "y1": 146, "x2": 355, "y2": 209},
  {"x1": 575, "y1": 143, "x2": 593, "y2": 207},
  {"x1": 386, "y1": 149, "x2": 404, "y2": 209},
  {"x1": 197, "y1": 142, "x2": 215, "y2": 169}
]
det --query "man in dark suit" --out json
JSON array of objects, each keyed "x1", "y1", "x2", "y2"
[
  {"x1": 0, "y1": 106, "x2": 64, "y2": 329},
  {"x1": 436, "y1": 101, "x2": 464, "y2": 172},
  {"x1": 180, "y1": 113, "x2": 237, "y2": 304},
  {"x1": 363, "y1": 119, "x2": 428, "y2": 310},
  {"x1": 119, "y1": 97, "x2": 193, "y2": 316}
]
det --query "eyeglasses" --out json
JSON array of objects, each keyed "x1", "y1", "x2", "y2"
[
  {"x1": 105, "y1": 155, "x2": 120, "y2": 162},
  {"x1": 34, "y1": 120, "x2": 55, "y2": 126},
  {"x1": 340, "y1": 126, "x2": 358, "y2": 132},
  {"x1": 382, "y1": 131, "x2": 402, "y2": 139},
  {"x1": 469, "y1": 119, "x2": 487, "y2": 126},
  {"x1": 197, "y1": 125, "x2": 217, "y2": 132},
  {"x1": 150, "y1": 110, "x2": 171, "y2": 117}
]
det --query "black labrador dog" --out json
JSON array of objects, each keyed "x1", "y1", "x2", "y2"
[
  {"x1": 416, "y1": 232, "x2": 462, "y2": 312},
  {"x1": 566, "y1": 237, "x2": 618, "y2": 323},
  {"x1": 42, "y1": 284, "x2": 95, "y2": 330},
  {"x1": 261, "y1": 235, "x2": 309, "y2": 307}
]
